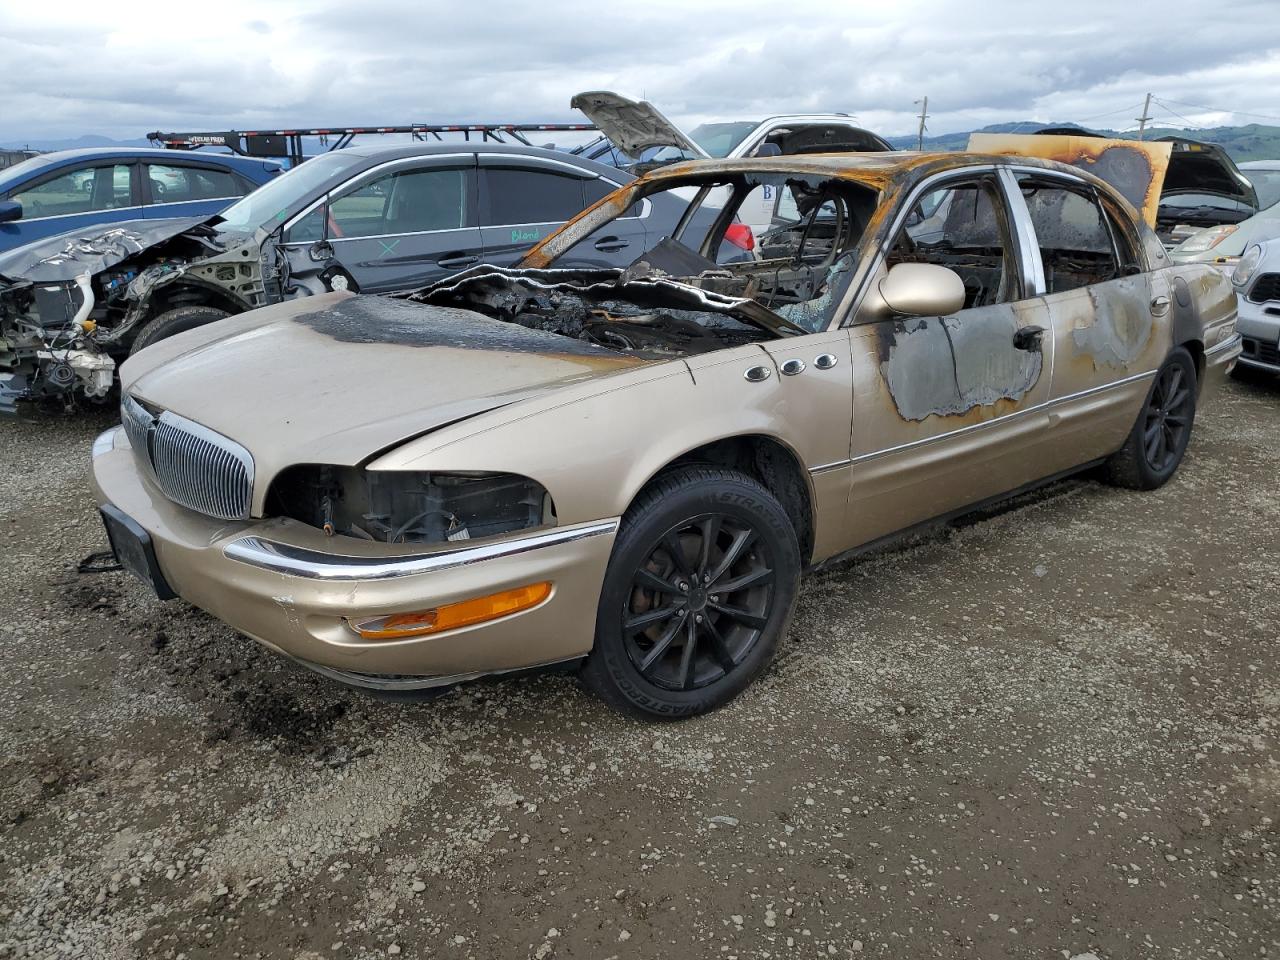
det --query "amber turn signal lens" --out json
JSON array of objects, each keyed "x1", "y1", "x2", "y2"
[{"x1": 348, "y1": 582, "x2": 552, "y2": 640}]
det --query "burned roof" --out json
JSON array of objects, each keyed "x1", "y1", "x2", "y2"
[{"x1": 634, "y1": 150, "x2": 1127, "y2": 193}]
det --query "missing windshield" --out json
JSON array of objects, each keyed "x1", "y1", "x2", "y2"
[{"x1": 416, "y1": 170, "x2": 878, "y2": 354}]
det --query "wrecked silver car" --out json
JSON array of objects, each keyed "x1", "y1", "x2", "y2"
[{"x1": 0, "y1": 142, "x2": 702, "y2": 410}]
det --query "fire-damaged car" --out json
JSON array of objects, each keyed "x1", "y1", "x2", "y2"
[
  {"x1": 0, "y1": 142, "x2": 711, "y2": 410},
  {"x1": 92, "y1": 148, "x2": 1239, "y2": 718}
]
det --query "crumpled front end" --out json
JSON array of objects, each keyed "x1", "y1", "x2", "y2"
[
  {"x1": 0, "y1": 271, "x2": 116, "y2": 411},
  {"x1": 0, "y1": 217, "x2": 265, "y2": 412}
]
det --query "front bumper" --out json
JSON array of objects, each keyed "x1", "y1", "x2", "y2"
[
  {"x1": 1235, "y1": 298, "x2": 1280, "y2": 373},
  {"x1": 92, "y1": 427, "x2": 617, "y2": 687},
  {"x1": 1200, "y1": 331, "x2": 1243, "y2": 398}
]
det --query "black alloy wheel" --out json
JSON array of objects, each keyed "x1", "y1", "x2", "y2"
[
  {"x1": 1103, "y1": 346, "x2": 1198, "y2": 490},
  {"x1": 581, "y1": 465, "x2": 801, "y2": 719},
  {"x1": 1142, "y1": 360, "x2": 1194, "y2": 473},
  {"x1": 623, "y1": 513, "x2": 777, "y2": 691}
]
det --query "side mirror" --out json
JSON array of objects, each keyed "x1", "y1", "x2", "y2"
[
  {"x1": 753, "y1": 142, "x2": 783, "y2": 158},
  {"x1": 874, "y1": 262, "x2": 966, "y2": 318},
  {"x1": 0, "y1": 200, "x2": 22, "y2": 224}
]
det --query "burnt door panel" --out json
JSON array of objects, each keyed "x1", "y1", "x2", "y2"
[
  {"x1": 846, "y1": 299, "x2": 1054, "y2": 548},
  {"x1": 844, "y1": 174, "x2": 1056, "y2": 549},
  {"x1": 1016, "y1": 174, "x2": 1168, "y2": 465}
]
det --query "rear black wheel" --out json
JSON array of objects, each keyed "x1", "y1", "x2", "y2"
[
  {"x1": 1103, "y1": 347, "x2": 1197, "y2": 490},
  {"x1": 581, "y1": 466, "x2": 800, "y2": 719}
]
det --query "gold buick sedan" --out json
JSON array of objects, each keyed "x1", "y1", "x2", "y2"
[{"x1": 92, "y1": 149, "x2": 1241, "y2": 718}]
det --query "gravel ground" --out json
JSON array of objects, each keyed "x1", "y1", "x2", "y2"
[{"x1": 1, "y1": 372, "x2": 1277, "y2": 960}]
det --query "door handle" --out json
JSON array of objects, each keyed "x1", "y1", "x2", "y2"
[
  {"x1": 1150, "y1": 295, "x2": 1171, "y2": 316},
  {"x1": 593, "y1": 237, "x2": 629, "y2": 252},
  {"x1": 1013, "y1": 324, "x2": 1045, "y2": 352},
  {"x1": 437, "y1": 254, "x2": 480, "y2": 269}
]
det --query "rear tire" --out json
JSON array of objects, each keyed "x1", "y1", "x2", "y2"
[
  {"x1": 581, "y1": 465, "x2": 801, "y2": 720},
  {"x1": 129, "y1": 305, "x2": 231, "y2": 356},
  {"x1": 1102, "y1": 347, "x2": 1197, "y2": 490}
]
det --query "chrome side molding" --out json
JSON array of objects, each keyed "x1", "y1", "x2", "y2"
[{"x1": 223, "y1": 518, "x2": 620, "y2": 581}]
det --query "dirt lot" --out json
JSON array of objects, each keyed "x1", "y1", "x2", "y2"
[{"x1": 1, "y1": 373, "x2": 1277, "y2": 960}]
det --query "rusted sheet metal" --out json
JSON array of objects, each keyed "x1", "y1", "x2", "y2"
[{"x1": 967, "y1": 134, "x2": 1171, "y2": 228}]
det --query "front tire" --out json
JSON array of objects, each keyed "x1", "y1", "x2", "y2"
[
  {"x1": 1102, "y1": 347, "x2": 1197, "y2": 490},
  {"x1": 129, "y1": 305, "x2": 231, "y2": 356},
  {"x1": 581, "y1": 466, "x2": 801, "y2": 720}
]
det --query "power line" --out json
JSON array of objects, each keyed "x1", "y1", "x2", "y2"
[
  {"x1": 1150, "y1": 97, "x2": 1201, "y2": 128},
  {"x1": 1155, "y1": 97, "x2": 1280, "y2": 125},
  {"x1": 1073, "y1": 101, "x2": 1148, "y2": 125}
]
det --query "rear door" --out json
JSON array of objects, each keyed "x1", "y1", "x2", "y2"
[
  {"x1": 1012, "y1": 170, "x2": 1169, "y2": 464},
  {"x1": 0, "y1": 160, "x2": 139, "y2": 248},
  {"x1": 478, "y1": 156, "x2": 645, "y2": 268},
  {"x1": 284, "y1": 155, "x2": 481, "y2": 292},
  {"x1": 140, "y1": 161, "x2": 253, "y2": 219}
]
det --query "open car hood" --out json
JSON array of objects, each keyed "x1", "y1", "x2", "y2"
[
  {"x1": 968, "y1": 132, "x2": 1173, "y2": 227},
  {"x1": 1157, "y1": 137, "x2": 1258, "y2": 208},
  {"x1": 0, "y1": 216, "x2": 212, "y2": 283},
  {"x1": 570, "y1": 90, "x2": 707, "y2": 158},
  {"x1": 121, "y1": 292, "x2": 654, "y2": 483}
]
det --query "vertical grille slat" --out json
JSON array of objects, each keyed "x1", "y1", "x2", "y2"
[{"x1": 119, "y1": 393, "x2": 254, "y2": 521}]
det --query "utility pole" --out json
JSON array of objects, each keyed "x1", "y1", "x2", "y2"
[
  {"x1": 915, "y1": 96, "x2": 929, "y2": 150},
  {"x1": 1136, "y1": 92, "x2": 1153, "y2": 140}
]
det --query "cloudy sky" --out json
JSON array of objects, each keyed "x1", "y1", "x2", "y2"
[{"x1": 3, "y1": 0, "x2": 1280, "y2": 145}]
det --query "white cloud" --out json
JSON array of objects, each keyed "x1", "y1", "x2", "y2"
[{"x1": 3, "y1": 0, "x2": 1279, "y2": 143}]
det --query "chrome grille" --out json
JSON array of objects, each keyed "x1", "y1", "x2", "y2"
[
  {"x1": 120, "y1": 392, "x2": 152, "y2": 460},
  {"x1": 118, "y1": 392, "x2": 254, "y2": 521}
]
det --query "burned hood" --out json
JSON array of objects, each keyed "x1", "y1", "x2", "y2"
[
  {"x1": 121, "y1": 292, "x2": 654, "y2": 478},
  {"x1": 0, "y1": 215, "x2": 213, "y2": 283},
  {"x1": 1157, "y1": 137, "x2": 1258, "y2": 208},
  {"x1": 571, "y1": 90, "x2": 706, "y2": 158}
]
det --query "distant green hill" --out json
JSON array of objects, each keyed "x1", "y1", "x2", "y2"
[{"x1": 887, "y1": 122, "x2": 1280, "y2": 162}]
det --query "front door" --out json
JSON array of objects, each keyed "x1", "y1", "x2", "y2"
[
  {"x1": 283, "y1": 158, "x2": 481, "y2": 294},
  {"x1": 844, "y1": 173, "x2": 1055, "y2": 548}
]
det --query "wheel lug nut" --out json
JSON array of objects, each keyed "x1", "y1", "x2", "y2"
[
  {"x1": 678, "y1": 581, "x2": 688, "y2": 592},
  {"x1": 695, "y1": 614, "x2": 703, "y2": 623},
  {"x1": 710, "y1": 595, "x2": 719, "y2": 603}
]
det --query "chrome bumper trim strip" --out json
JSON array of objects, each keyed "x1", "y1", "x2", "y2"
[
  {"x1": 223, "y1": 519, "x2": 620, "y2": 581},
  {"x1": 1205, "y1": 333, "x2": 1243, "y2": 357}
]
